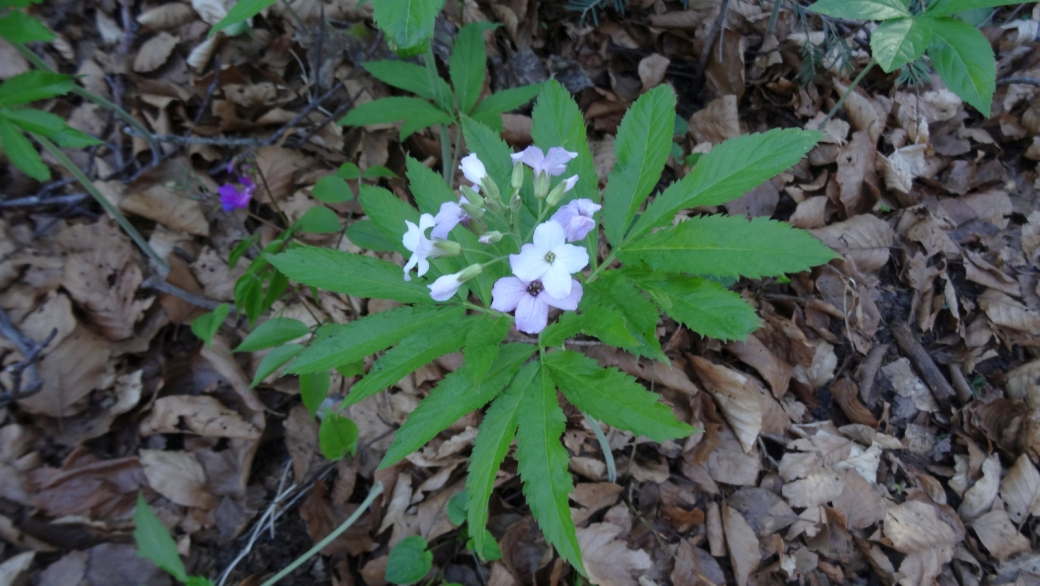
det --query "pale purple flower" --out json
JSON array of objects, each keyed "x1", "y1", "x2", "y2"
[
  {"x1": 550, "y1": 198, "x2": 601, "y2": 242},
  {"x1": 459, "y1": 153, "x2": 487, "y2": 191},
  {"x1": 403, "y1": 214, "x2": 440, "y2": 281},
  {"x1": 219, "y1": 176, "x2": 255, "y2": 211},
  {"x1": 428, "y1": 273, "x2": 465, "y2": 301},
  {"x1": 431, "y1": 198, "x2": 467, "y2": 240},
  {"x1": 509, "y1": 220, "x2": 589, "y2": 298},
  {"x1": 511, "y1": 146, "x2": 578, "y2": 178},
  {"x1": 491, "y1": 276, "x2": 582, "y2": 334}
]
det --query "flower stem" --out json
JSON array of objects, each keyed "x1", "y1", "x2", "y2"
[
  {"x1": 818, "y1": 57, "x2": 877, "y2": 129},
  {"x1": 584, "y1": 412, "x2": 617, "y2": 483}
]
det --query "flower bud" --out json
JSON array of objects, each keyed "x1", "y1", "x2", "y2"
[
  {"x1": 432, "y1": 239, "x2": 462, "y2": 256},
  {"x1": 483, "y1": 193, "x2": 502, "y2": 213},
  {"x1": 545, "y1": 182, "x2": 568, "y2": 207},
  {"x1": 460, "y1": 185, "x2": 483, "y2": 206},
  {"x1": 510, "y1": 161, "x2": 524, "y2": 192},
  {"x1": 457, "y1": 263, "x2": 483, "y2": 282},
  {"x1": 510, "y1": 192, "x2": 523, "y2": 214},
  {"x1": 461, "y1": 202, "x2": 485, "y2": 219},
  {"x1": 478, "y1": 231, "x2": 502, "y2": 244},
  {"x1": 480, "y1": 176, "x2": 501, "y2": 203},
  {"x1": 533, "y1": 172, "x2": 550, "y2": 200}
]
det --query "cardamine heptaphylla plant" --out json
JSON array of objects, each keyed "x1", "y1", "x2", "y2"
[{"x1": 263, "y1": 80, "x2": 839, "y2": 574}]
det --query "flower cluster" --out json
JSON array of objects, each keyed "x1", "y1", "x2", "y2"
[
  {"x1": 219, "y1": 160, "x2": 256, "y2": 212},
  {"x1": 401, "y1": 146, "x2": 602, "y2": 334}
]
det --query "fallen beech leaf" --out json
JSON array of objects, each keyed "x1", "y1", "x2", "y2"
[
  {"x1": 938, "y1": 189, "x2": 1011, "y2": 229},
  {"x1": 724, "y1": 336, "x2": 792, "y2": 398},
  {"x1": 572, "y1": 483, "x2": 622, "y2": 525},
  {"x1": 255, "y1": 146, "x2": 308, "y2": 203},
  {"x1": 810, "y1": 214, "x2": 894, "y2": 273},
  {"x1": 1000, "y1": 454, "x2": 1040, "y2": 524},
  {"x1": 980, "y1": 289, "x2": 1040, "y2": 333},
  {"x1": 832, "y1": 469, "x2": 882, "y2": 529},
  {"x1": 17, "y1": 324, "x2": 110, "y2": 418},
  {"x1": 882, "y1": 358, "x2": 939, "y2": 413},
  {"x1": 789, "y1": 196, "x2": 829, "y2": 229},
  {"x1": 959, "y1": 453, "x2": 1001, "y2": 520},
  {"x1": 726, "y1": 487, "x2": 796, "y2": 537},
  {"x1": 688, "y1": 95, "x2": 740, "y2": 145},
  {"x1": 133, "y1": 32, "x2": 179, "y2": 73},
  {"x1": 782, "y1": 470, "x2": 844, "y2": 508},
  {"x1": 705, "y1": 30, "x2": 746, "y2": 99},
  {"x1": 576, "y1": 522, "x2": 651, "y2": 586},
  {"x1": 139, "y1": 449, "x2": 218, "y2": 509},
  {"x1": 61, "y1": 234, "x2": 153, "y2": 341},
  {"x1": 834, "y1": 81, "x2": 884, "y2": 144},
  {"x1": 972, "y1": 509, "x2": 1031, "y2": 561},
  {"x1": 638, "y1": 54, "x2": 670, "y2": 92},
  {"x1": 0, "y1": 551, "x2": 34, "y2": 585},
  {"x1": 670, "y1": 539, "x2": 724, "y2": 586},
  {"x1": 707, "y1": 425, "x2": 760, "y2": 486},
  {"x1": 120, "y1": 185, "x2": 210, "y2": 236},
  {"x1": 883, "y1": 500, "x2": 962, "y2": 586},
  {"x1": 1006, "y1": 359, "x2": 1040, "y2": 410},
  {"x1": 139, "y1": 395, "x2": 262, "y2": 439},
  {"x1": 690, "y1": 356, "x2": 762, "y2": 453},
  {"x1": 137, "y1": 3, "x2": 197, "y2": 30},
  {"x1": 29, "y1": 450, "x2": 144, "y2": 519},
  {"x1": 191, "y1": 0, "x2": 228, "y2": 24},
  {"x1": 831, "y1": 378, "x2": 878, "y2": 427},
  {"x1": 722, "y1": 504, "x2": 760, "y2": 586},
  {"x1": 835, "y1": 130, "x2": 878, "y2": 216}
]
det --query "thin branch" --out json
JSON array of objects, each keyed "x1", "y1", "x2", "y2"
[
  {"x1": 0, "y1": 193, "x2": 87, "y2": 208},
  {"x1": 0, "y1": 307, "x2": 57, "y2": 403},
  {"x1": 997, "y1": 76, "x2": 1040, "y2": 87},
  {"x1": 141, "y1": 275, "x2": 224, "y2": 311}
]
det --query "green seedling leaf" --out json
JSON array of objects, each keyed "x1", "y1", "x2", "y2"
[
  {"x1": 807, "y1": 0, "x2": 911, "y2": 20},
  {"x1": 290, "y1": 305, "x2": 452, "y2": 374},
  {"x1": 531, "y1": 80, "x2": 598, "y2": 204},
  {"x1": 336, "y1": 162, "x2": 361, "y2": 180},
  {"x1": 923, "y1": 16, "x2": 996, "y2": 115},
  {"x1": 0, "y1": 71, "x2": 74, "y2": 107},
  {"x1": 467, "y1": 530, "x2": 502, "y2": 561},
  {"x1": 249, "y1": 343, "x2": 302, "y2": 388},
  {"x1": 190, "y1": 303, "x2": 230, "y2": 347},
  {"x1": 300, "y1": 370, "x2": 330, "y2": 418},
  {"x1": 364, "y1": 60, "x2": 450, "y2": 103},
  {"x1": 406, "y1": 156, "x2": 456, "y2": 215},
  {"x1": 872, "y1": 17, "x2": 932, "y2": 72},
  {"x1": 545, "y1": 350, "x2": 694, "y2": 442},
  {"x1": 134, "y1": 494, "x2": 188, "y2": 583},
  {"x1": 925, "y1": 0, "x2": 1024, "y2": 17},
  {"x1": 386, "y1": 535, "x2": 433, "y2": 584},
  {"x1": 448, "y1": 489, "x2": 468, "y2": 525},
  {"x1": 515, "y1": 363, "x2": 584, "y2": 575},
  {"x1": 627, "y1": 129, "x2": 822, "y2": 242},
  {"x1": 345, "y1": 219, "x2": 396, "y2": 252},
  {"x1": 628, "y1": 271, "x2": 761, "y2": 341},
  {"x1": 0, "y1": 118, "x2": 47, "y2": 180},
  {"x1": 185, "y1": 577, "x2": 216, "y2": 586},
  {"x1": 336, "y1": 360, "x2": 365, "y2": 378},
  {"x1": 233, "y1": 273, "x2": 264, "y2": 326},
  {"x1": 620, "y1": 215, "x2": 839, "y2": 279},
  {"x1": 471, "y1": 83, "x2": 543, "y2": 117},
  {"x1": 451, "y1": 22, "x2": 496, "y2": 114},
  {"x1": 228, "y1": 235, "x2": 256, "y2": 269},
  {"x1": 319, "y1": 411, "x2": 359, "y2": 460},
  {"x1": 293, "y1": 206, "x2": 341, "y2": 234},
  {"x1": 364, "y1": 165, "x2": 398, "y2": 178},
  {"x1": 380, "y1": 344, "x2": 533, "y2": 468},
  {"x1": 313, "y1": 175, "x2": 353, "y2": 203},
  {"x1": 234, "y1": 317, "x2": 310, "y2": 352},
  {"x1": 269, "y1": 247, "x2": 433, "y2": 304},
  {"x1": 466, "y1": 361, "x2": 535, "y2": 556},
  {"x1": 0, "y1": 11, "x2": 54, "y2": 43},
  {"x1": 602, "y1": 85, "x2": 675, "y2": 246},
  {"x1": 209, "y1": 0, "x2": 275, "y2": 35},
  {"x1": 0, "y1": 107, "x2": 64, "y2": 135},
  {"x1": 339, "y1": 96, "x2": 452, "y2": 140}
]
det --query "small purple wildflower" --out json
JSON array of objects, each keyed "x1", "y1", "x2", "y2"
[{"x1": 491, "y1": 276, "x2": 582, "y2": 334}]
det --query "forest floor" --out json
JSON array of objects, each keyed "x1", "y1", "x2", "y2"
[{"x1": 1, "y1": 1, "x2": 1040, "y2": 585}]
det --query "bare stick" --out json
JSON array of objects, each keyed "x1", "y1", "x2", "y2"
[
  {"x1": 696, "y1": 0, "x2": 732, "y2": 84},
  {"x1": 997, "y1": 76, "x2": 1040, "y2": 87},
  {"x1": 141, "y1": 275, "x2": 224, "y2": 311},
  {"x1": 0, "y1": 307, "x2": 56, "y2": 402},
  {"x1": 890, "y1": 321, "x2": 956, "y2": 404}
]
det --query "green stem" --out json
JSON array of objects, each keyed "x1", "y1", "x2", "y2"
[
  {"x1": 440, "y1": 124, "x2": 454, "y2": 184},
  {"x1": 584, "y1": 249, "x2": 618, "y2": 283},
  {"x1": 583, "y1": 412, "x2": 616, "y2": 483},
  {"x1": 259, "y1": 481, "x2": 384, "y2": 586},
  {"x1": 16, "y1": 44, "x2": 162, "y2": 161},
  {"x1": 818, "y1": 57, "x2": 876, "y2": 129},
  {"x1": 35, "y1": 135, "x2": 170, "y2": 276}
]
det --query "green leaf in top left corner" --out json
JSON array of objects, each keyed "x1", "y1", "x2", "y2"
[{"x1": 0, "y1": 11, "x2": 54, "y2": 43}]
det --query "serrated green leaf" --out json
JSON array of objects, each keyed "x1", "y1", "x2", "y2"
[
  {"x1": 50, "y1": 125, "x2": 102, "y2": 148},
  {"x1": 448, "y1": 489, "x2": 468, "y2": 525},
  {"x1": 364, "y1": 165, "x2": 398, "y2": 178},
  {"x1": 515, "y1": 362, "x2": 584, "y2": 574},
  {"x1": 345, "y1": 219, "x2": 396, "y2": 252},
  {"x1": 407, "y1": 156, "x2": 456, "y2": 215},
  {"x1": 450, "y1": 23, "x2": 493, "y2": 114},
  {"x1": 471, "y1": 83, "x2": 543, "y2": 116},
  {"x1": 372, "y1": 0, "x2": 444, "y2": 56},
  {"x1": 364, "y1": 60, "x2": 450, "y2": 103},
  {"x1": 467, "y1": 529, "x2": 502, "y2": 561},
  {"x1": 210, "y1": 0, "x2": 275, "y2": 35},
  {"x1": 807, "y1": 0, "x2": 910, "y2": 20},
  {"x1": 269, "y1": 247, "x2": 432, "y2": 304},
  {"x1": 602, "y1": 85, "x2": 675, "y2": 246},
  {"x1": 0, "y1": 71, "x2": 73, "y2": 107},
  {"x1": 293, "y1": 206, "x2": 341, "y2": 234},
  {"x1": 386, "y1": 535, "x2": 433, "y2": 584},
  {"x1": 234, "y1": 317, "x2": 310, "y2": 352},
  {"x1": 336, "y1": 162, "x2": 361, "y2": 180},
  {"x1": 620, "y1": 215, "x2": 839, "y2": 279},
  {"x1": 134, "y1": 494, "x2": 188, "y2": 583},
  {"x1": 359, "y1": 184, "x2": 418, "y2": 253},
  {"x1": 249, "y1": 344, "x2": 303, "y2": 387},
  {"x1": 262, "y1": 269, "x2": 289, "y2": 313},
  {"x1": 872, "y1": 17, "x2": 932, "y2": 72},
  {"x1": 233, "y1": 273, "x2": 263, "y2": 326},
  {"x1": 627, "y1": 129, "x2": 823, "y2": 243},
  {"x1": 319, "y1": 412, "x2": 359, "y2": 460},
  {"x1": 628, "y1": 271, "x2": 760, "y2": 341},
  {"x1": 578, "y1": 273, "x2": 665, "y2": 360},
  {"x1": 312, "y1": 175, "x2": 353, "y2": 203},
  {"x1": 300, "y1": 371, "x2": 330, "y2": 417},
  {"x1": 464, "y1": 314, "x2": 511, "y2": 380},
  {"x1": 545, "y1": 350, "x2": 693, "y2": 442},
  {"x1": 338, "y1": 96, "x2": 452, "y2": 139},
  {"x1": 290, "y1": 305, "x2": 452, "y2": 374},
  {"x1": 190, "y1": 303, "x2": 230, "y2": 347},
  {"x1": 0, "y1": 11, "x2": 53, "y2": 43},
  {"x1": 531, "y1": 80, "x2": 598, "y2": 204},
  {"x1": 923, "y1": 16, "x2": 995, "y2": 115},
  {"x1": 470, "y1": 110, "x2": 504, "y2": 132},
  {"x1": 460, "y1": 115, "x2": 514, "y2": 201},
  {"x1": 467, "y1": 361, "x2": 535, "y2": 555},
  {"x1": 925, "y1": 0, "x2": 1023, "y2": 17},
  {"x1": 381, "y1": 343, "x2": 534, "y2": 468},
  {"x1": 0, "y1": 118, "x2": 46, "y2": 180},
  {"x1": 342, "y1": 313, "x2": 471, "y2": 407},
  {"x1": 0, "y1": 107, "x2": 64, "y2": 136}
]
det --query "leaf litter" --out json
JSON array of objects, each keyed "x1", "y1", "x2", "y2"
[{"x1": 2, "y1": 1, "x2": 1040, "y2": 585}]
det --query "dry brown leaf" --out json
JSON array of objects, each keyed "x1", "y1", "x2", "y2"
[
  {"x1": 959, "y1": 453, "x2": 1001, "y2": 520},
  {"x1": 95, "y1": 12, "x2": 123, "y2": 44},
  {"x1": 133, "y1": 32, "x2": 179, "y2": 73},
  {"x1": 999, "y1": 454, "x2": 1040, "y2": 524},
  {"x1": 726, "y1": 487, "x2": 796, "y2": 537},
  {"x1": 835, "y1": 130, "x2": 878, "y2": 216},
  {"x1": 963, "y1": 250, "x2": 1020, "y2": 297},
  {"x1": 724, "y1": 335, "x2": 791, "y2": 398},
  {"x1": 191, "y1": 0, "x2": 228, "y2": 24},
  {"x1": 980, "y1": 289, "x2": 1040, "y2": 333},
  {"x1": 789, "y1": 196, "x2": 829, "y2": 229},
  {"x1": 883, "y1": 500, "x2": 962, "y2": 586},
  {"x1": 972, "y1": 509, "x2": 1031, "y2": 561},
  {"x1": 690, "y1": 356, "x2": 762, "y2": 453},
  {"x1": 255, "y1": 146, "x2": 308, "y2": 203},
  {"x1": 1007, "y1": 359, "x2": 1040, "y2": 409},
  {"x1": 120, "y1": 185, "x2": 210, "y2": 236},
  {"x1": 29, "y1": 450, "x2": 144, "y2": 519},
  {"x1": 831, "y1": 378, "x2": 878, "y2": 427},
  {"x1": 572, "y1": 483, "x2": 622, "y2": 525},
  {"x1": 139, "y1": 395, "x2": 262, "y2": 439},
  {"x1": 706, "y1": 425, "x2": 760, "y2": 486},
  {"x1": 638, "y1": 54, "x2": 669, "y2": 92},
  {"x1": 138, "y1": 3, "x2": 197, "y2": 30},
  {"x1": 139, "y1": 449, "x2": 218, "y2": 509},
  {"x1": 882, "y1": 358, "x2": 939, "y2": 413},
  {"x1": 832, "y1": 470, "x2": 883, "y2": 530},
  {"x1": 17, "y1": 323, "x2": 110, "y2": 418},
  {"x1": 721, "y1": 504, "x2": 760, "y2": 586},
  {"x1": 938, "y1": 189, "x2": 1011, "y2": 229},
  {"x1": 300, "y1": 481, "x2": 376, "y2": 557},
  {"x1": 878, "y1": 144, "x2": 929, "y2": 194},
  {"x1": 688, "y1": 95, "x2": 740, "y2": 145},
  {"x1": 705, "y1": 30, "x2": 745, "y2": 99},
  {"x1": 670, "y1": 539, "x2": 724, "y2": 586},
  {"x1": 792, "y1": 340, "x2": 836, "y2": 389},
  {"x1": 576, "y1": 523, "x2": 651, "y2": 586},
  {"x1": 782, "y1": 470, "x2": 845, "y2": 508},
  {"x1": 0, "y1": 551, "x2": 34, "y2": 585},
  {"x1": 810, "y1": 214, "x2": 894, "y2": 273},
  {"x1": 834, "y1": 80, "x2": 884, "y2": 144}
]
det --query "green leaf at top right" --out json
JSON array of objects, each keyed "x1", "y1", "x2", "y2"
[
  {"x1": 922, "y1": 16, "x2": 998, "y2": 116},
  {"x1": 924, "y1": 0, "x2": 1026, "y2": 18},
  {"x1": 807, "y1": 0, "x2": 911, "y2": 20}
]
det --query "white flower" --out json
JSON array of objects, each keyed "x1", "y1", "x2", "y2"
[
  {"x1": 491, "y1": 276, "x2": 582, "y2": 334},
  {"x1": 510, "y1": 146, "x2": 578, "y2": 178},
  {"x1": 550, "y1": 198, "x2": 601, "y2": 242},
  {"x1": 428, "y1": 273, "x2": 464, "y2": 301},
  {"x1": 509, "y1": 220, "x2": 589, "y2": 298},
  {"x1": 459, "y1": 153, "x2": 487, "y2": 191},
  {"x1": 403, "y1": 214, "x2": 455, "y2": 281}
]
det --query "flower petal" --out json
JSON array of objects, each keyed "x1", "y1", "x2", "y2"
[
  {"x1": 533, "y1": 220, "x2": 566, "y2": 251},
  {"x1": 415, "y1": 256, "x2": 430, "y2": 278},
  {"x1": 429, "y1": 274, "x2": 463, "y2": 301},
  {"x1": 554, "y1": 242, "x2": 590, "y2": 273},
  {"x1": 560, "y1": 174, "x2": 579, "y2": 192},
  {"x1": 574, "y1": 198, "x2": 602, "y2": 215},
  {"x1": 491, "y1": 276, "x2": 528, "y2": 312},
  {"x1": 510, "y1": 245, "x2": 549, "y2": 282},
  {"x1": 459, "y1": 153, "x2": 487, "y2": 185},
  {"x1": 541, "y1": 147, "x2": 578, "y2": 176},
  {"x1": 402, "y1": 220, "x2": 421, "y2": 252},
  {"x1": 543, "y1": 279, "x2": 582, "y2": 310},
  {"x1": 514, "y1": 294, "x2": 549, "y2": 334},
  {"x1": 515, "y1": 145, "x2": 545, "y2": 170},
  {"x1": 431, "y1": 202, "x2": 465, "y2": 240},
  {"x1": 419, "y1": 213, "x2": 436, "y2": 232},
  {"x1": 563, "y1": 216, "x2": 596, "y2": 242},
  {"x1": 541, "y1": 262, "x2": 573, "y2": 298}
]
